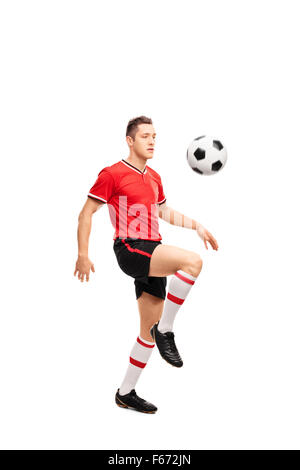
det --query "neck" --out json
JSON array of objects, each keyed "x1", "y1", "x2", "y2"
[{"x1": 125, "y1": 153, "x2": 147, "y2": 172}]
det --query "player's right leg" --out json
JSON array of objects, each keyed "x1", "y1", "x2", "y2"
[{"x1": 149, "y1": 244, "x2": 203, "y2": 367}]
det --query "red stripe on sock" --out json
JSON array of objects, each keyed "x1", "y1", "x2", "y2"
[
  {"x1": 130, "y1": 357, "x2": 146, "y2": 368},
  {"x1": 137, "y1": 337, "x2": 155, "y2": 348},
  {"x1": 167, "y1": 292, "x2": 184, "y2": 305},
  {"x1": 121, "y1": 239, "x2": 152, "y2": 258},
  {"x1": 175, "y1": 271, "x2": 195, "y2": 285}
]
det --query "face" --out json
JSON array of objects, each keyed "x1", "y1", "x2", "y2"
[{"x1": 127, "y1": 123, "x2": 156, "y2": 160}]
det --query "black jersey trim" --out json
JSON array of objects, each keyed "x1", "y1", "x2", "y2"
[
  {"x1": 121, "y1": 159, "x2": 147, "y2": 174},
  {"x1": 158, "y1": 198, "x2": 166, "y2": 205},
  {"x1": 88, "y1": 194, "x2": 107, "y2": 203}
]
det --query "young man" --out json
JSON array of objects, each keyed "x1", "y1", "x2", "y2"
[{"x1": 74, "y1": 116, "x2": 218, "y2": 413}]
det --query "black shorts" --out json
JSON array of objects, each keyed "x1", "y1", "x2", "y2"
[{"x1": 113, "y1": 238, "x2": 167, "y2": 300}]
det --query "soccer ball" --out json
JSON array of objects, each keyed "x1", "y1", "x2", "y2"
[{"x1": 186, "y1": 135, "x2": 227, "y2": 175}]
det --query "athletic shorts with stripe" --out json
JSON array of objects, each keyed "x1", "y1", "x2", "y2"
[{"x1": 113, "y1": 238, "x2": 167, "y2": 300}]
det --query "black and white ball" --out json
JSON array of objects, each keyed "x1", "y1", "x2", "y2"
[{"x1": 187, "y1": 136, "x2": 227, "y2": 175}]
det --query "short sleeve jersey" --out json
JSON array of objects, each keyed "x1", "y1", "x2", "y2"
[{"x1": 88, "y1": 159, "x2": 166, "y2": 241}]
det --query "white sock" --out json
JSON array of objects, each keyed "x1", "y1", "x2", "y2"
[
  {"x1": 158, "y1": 270, "x2": 198, "y2": 333},
  {"x1": 119, "y1": 336, "x2": 155, "y2": 396}
]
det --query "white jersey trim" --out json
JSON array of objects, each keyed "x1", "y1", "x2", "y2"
[
  {"x1": 121, "y1": 159, "x2": 148, "y2": 175},
  {"x1": 158, "y1": 197, "x2": 166, "y2": 205},
  {"x1": 88, "y1": 193, "x2": 107, "y2": 203}
]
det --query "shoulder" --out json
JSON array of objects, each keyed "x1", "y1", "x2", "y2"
[
  {"x1": 146, "y1": 165, "x2": 162, "y2": 182},
  {"x1": 97, "y1": 161, "x2": 123, "y2": 178}
]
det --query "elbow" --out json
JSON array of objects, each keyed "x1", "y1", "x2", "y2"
[
  {"x1": 158, "y1": 206, "x2": 171, "y2": 223},
  {"x1": 78, "y1": 209, "x2": 91, "y2": 223},
  {"x1": 158, "y1": 202, "x2": 168, "y2": 217},
  {"x1": 78, "y1": 211, "x2": 84, "y2": 223}
]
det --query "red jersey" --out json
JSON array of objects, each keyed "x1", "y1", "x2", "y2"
[{"x1": 88, "y1": 159, "x2": 167, "y2": 241}]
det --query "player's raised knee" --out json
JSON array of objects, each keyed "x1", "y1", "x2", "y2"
[
  {"x1": 183, "y1": 254, "x2": 203, "y2": 277},
  {"x1": 193, "y1": 255, "x2": 203, "y2": 276}
]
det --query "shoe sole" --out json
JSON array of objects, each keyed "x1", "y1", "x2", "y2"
[
  {"x1": 151, "y1": 325, "x2": 183, "y2": 368},
  {"x1": 115, "y1": 396, "x2": 157, "y2": 414}
]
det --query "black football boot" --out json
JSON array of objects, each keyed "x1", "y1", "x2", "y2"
[
  {"x1": 150, "y1": 322, "x2": 183, "y2": 368},
  {"x1": 115, "y1": 389, "x2": 157, "y2": 414}
]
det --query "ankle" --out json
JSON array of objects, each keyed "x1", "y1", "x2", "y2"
[{"x1": 157, "y1": 321, "x2": 172, "y2": 334}]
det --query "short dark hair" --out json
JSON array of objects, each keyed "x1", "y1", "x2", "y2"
[{"x1": 126, "y1": 116, "x2": 153, "y2": 140}]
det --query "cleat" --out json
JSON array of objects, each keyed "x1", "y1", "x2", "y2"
[
  {"x1": 150, "y1": 322, "x2": 183, "y2": 368},
  {"x1": 115, "y1": 389, "x2": 157, "y2": 414}
]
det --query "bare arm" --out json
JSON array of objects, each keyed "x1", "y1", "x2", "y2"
[
  {"x1": 158, "y1": 202, "x2": 218, "y2": 251},
  {"x1": 74, "y1": 197, "x2": 105, "y2": 282}
]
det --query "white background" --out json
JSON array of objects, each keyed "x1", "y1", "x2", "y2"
[{"x1": 1, "y1": 0, "x2": 300, "y2": 450}]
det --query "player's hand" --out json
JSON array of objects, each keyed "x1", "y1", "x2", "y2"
[
  {"x1": 196, "y1": 224, "x2": 219, "y2": 251},
  {"x1": 74, "y1": 255, "x2": 95, "y2": 282}
]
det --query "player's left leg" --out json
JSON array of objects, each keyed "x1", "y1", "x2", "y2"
[
  {"x1": 115, "y1": 292, "x2": 163, "y2": 413},
  {"x1": 148, "y1": 244, "x2": 203, "y2": 367}
]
